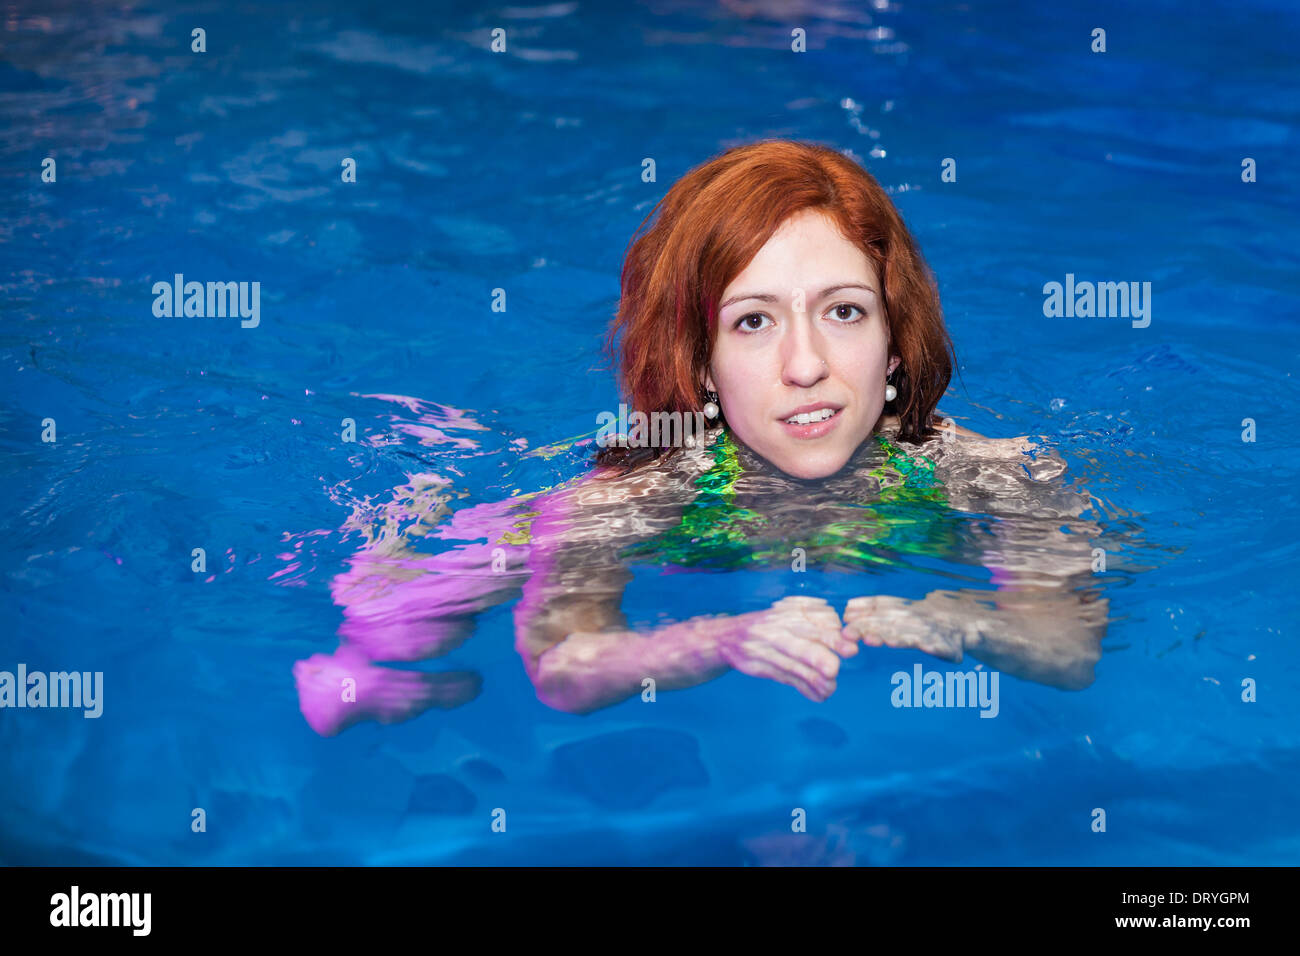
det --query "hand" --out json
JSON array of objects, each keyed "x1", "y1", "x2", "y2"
[
  {"x1": 845, "y1": 589, "x2": 1106, "y2": 690},
  {"x1": 944, "y1": 589, "x2": 1106, "y2": 690},
  {"x1": 841, "y1": 594, "x2": 967, "y2": 663},
  {"x1": 719, "y1": 596, "x2": 857, "y2": 702},
  {"x1": 293, "y1": 646, "x2": 482, "y2": 736}
]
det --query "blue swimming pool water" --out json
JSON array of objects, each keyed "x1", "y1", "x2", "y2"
[{"x1": 2, "y1": 0, "x2": 1298, "y2": 865}]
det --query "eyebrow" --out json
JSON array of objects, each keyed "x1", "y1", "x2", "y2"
[{"x1": 719, "y1": 283, "x2": 879, "y2": 311}]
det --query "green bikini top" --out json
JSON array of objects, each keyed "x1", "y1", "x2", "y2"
[{"x1": 618, "y1": 430, "x2": 959, "y2": 571}]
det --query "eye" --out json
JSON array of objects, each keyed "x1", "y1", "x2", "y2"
[
  {"x1": 735, "y1": 312, "x2": 773, "y2": 332},
  {"x1": 826, "y1": 302, "x2": 866, "y2": 323}
]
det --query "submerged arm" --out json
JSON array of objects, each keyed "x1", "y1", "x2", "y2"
[
  {"x1": 515, "y1": 478, "x2": 851, "y2": 713},
  {"x1": 519, "y1": 592, "x2": 851, "y2": 715},
  {"x1": 516, "y1": 587, "x2": 737, "y2": 715},
  {"x1": 330, "y1": 487, "x2": 539, "y2": 661},
  {"x1": 964, "y1": 442, "x2": 1109, "y2": 687},
  {"x1": 846, "y1": 436, "x2": 1108, "y2": 689}
]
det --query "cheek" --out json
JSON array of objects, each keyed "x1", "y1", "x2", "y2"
[
  {"x1": 840, "y1": 337, "x2": 890, "y2": 393},
  {"x1": 712, "y1": 343, "x2": 772, "y2": 411}
]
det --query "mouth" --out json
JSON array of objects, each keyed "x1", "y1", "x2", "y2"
[{"x1": 779, "y1": 403, "x2": 844, "y2": 438}]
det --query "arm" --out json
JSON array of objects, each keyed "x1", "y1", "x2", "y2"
[
  {"x1": 510, "y1": 479, "x2": 729, "y2": 713},
  {"x1": 329, "y1": 480, "x2": 540, "y2": 661},
  {"x1": 294, "y1": 482, "x2": 539, "y2": 735},
  {"x1": 514, "y1": 474, "x2": 852, "y2": 713},
  {"x1": 845, "y1": 434, "x2": 1108, "y2": 689},
  {"x1": 526, "y1": 613, "x2": 736, "y2": 715},
  {"x1": 847, "y1": 585, "x2": 1105, "y2": 690},
  {"x1": 961, "y1": 439, "x2": 1108, "y2": 687},
  {"x1": 520, "y1": 596, "x2": 853, "y2": 715}
]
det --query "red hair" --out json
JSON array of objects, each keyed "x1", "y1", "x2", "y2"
[{"x1": 596, "y1": 139, "x2": 954, "y2": 471}]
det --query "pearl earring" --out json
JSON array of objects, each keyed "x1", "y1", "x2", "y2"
[
  {"x1": 704, "y1": 391, "x2": 720, "y2": 420},
  {"x1": 884, "y1": 383, "x2": 897, "y2": 402}
]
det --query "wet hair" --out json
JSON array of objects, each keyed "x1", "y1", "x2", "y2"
[{"x1": 595, "y1": 138, "x2": 955, "y2": 473}]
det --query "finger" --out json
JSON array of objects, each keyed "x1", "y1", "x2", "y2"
[
  {"x1": 766, "y1": 630, "x2": 842, "y2": 681},
  {"x1": 843, "y1": 596, "x2": 919, "y2": 648},
  {"x1": 845, "y1": 594, "x2": 885, "y2": 615},
  {"x1": 774, "y1": 595, "x2": 833, "y2": 611},
  {"x1": 843, "y1": 620, "x2": 876, "y2": 646},
  {"x1": 776, "y1": 599, "x2": 855, "y2": 658},
  {"x1": 732, "y1": 655, "x2": 823, "y2": 701},
  {"x1": 779, "y1": 597, "x2": 843, "y2": 634},
  {"x1": 765, "y1": 661, "x2": 835, "y2": 702},
  {"x1": 770, "y1": 637, "x2": 839, "y2": 686},
  {"x1": 843, "y1": 612, "x2": 936, "y2": 658},
  {"x1": 843, "y1": 614, "x2": 897, "y2": 647},
  {"x1": 844, "y1": 594, "x2": 911, "y2": 621},
  {"x1": 878, "y1": 622, "x2": 964, "y2": 662},
  {"x1": 844, "y1": 595, "x2": 876, "y2": 615},
  {"x1": 843, "y1": 596, "x2": 882, "y2": 630},
  {"x1": 804, "y1": 622, "x2": 859, "y2": 658},
  {"x1": 779, "y1": 610, "x2": 855, "y2": 659},
  {"x1": 779, "y1": 593, "x2": 842, "y2": 617},
  {"x1": 740, "y1": 630, "x2": 837, "y2": 691},
  {"x1": 759, "y1": 612, "x2": 847, "y2": 668}
]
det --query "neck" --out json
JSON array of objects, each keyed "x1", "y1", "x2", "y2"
[{"x1": 872, "y1": 411, "x2": 902, "y2": 437}]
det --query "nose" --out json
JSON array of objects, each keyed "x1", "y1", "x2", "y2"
[{"x1": 779, "y1": 314, "x2": 830, "y2": 388}]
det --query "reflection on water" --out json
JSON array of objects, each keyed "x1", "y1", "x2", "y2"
[{"x1": 296, "y1": 410, "x2": 1134, "y2": 734}]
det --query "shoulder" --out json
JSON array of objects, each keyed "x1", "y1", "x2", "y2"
[
  {"x1": 566, "y1": 433, "x2": 720, "y2": 506},
  {"x1": 931, "y1": 417, "x2": 985, "y2": 440},
  {"x1": 874, "y1": 412, "x2": 989, "y2": 443},
  {"x1": 883, "y1": 413, "x2": 1058, "y2": 468}
]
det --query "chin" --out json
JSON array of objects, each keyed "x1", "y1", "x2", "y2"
[{"x1": 769, "y1": 447, "x2": 853, "y2": 480}]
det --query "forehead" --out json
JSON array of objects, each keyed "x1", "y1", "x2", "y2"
[{"x1": 725, "y1": 208, "x2": 874, "y2": 289}]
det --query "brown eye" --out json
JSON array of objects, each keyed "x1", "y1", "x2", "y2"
[
  {"x1": 736, "y1": 313, "x2": 772, "y2": 332},
  {"x1": 828, "y1": 303, "x2": 866, "y2": 323}
]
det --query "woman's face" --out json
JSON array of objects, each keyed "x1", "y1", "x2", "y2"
[{"x1": 708, "y1": 208, "x2": 898, "y2": 480}]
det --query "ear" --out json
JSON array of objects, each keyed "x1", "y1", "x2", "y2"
[
  {"x1": 886, "y1": 354, "x2": 901, "y2": 376},
  {"x1": 703, "y1": 367, "x2": 716, "y2": 393}
]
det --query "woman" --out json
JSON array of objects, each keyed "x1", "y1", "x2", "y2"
[{"x1": 295, "y1": 140, "x2": 1107, "y2": 734}]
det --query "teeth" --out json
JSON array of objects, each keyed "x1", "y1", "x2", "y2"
[{"x1": 785, "y1": 408, "x2": 836, "y2": 425}]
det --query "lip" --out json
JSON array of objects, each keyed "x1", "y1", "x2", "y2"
[
  {"x1": 780, "y1": 401, "x2": 842, "y2": 419},
  {"x1": 778, "y1": 401, "x2": 844, "y2": 439}
]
